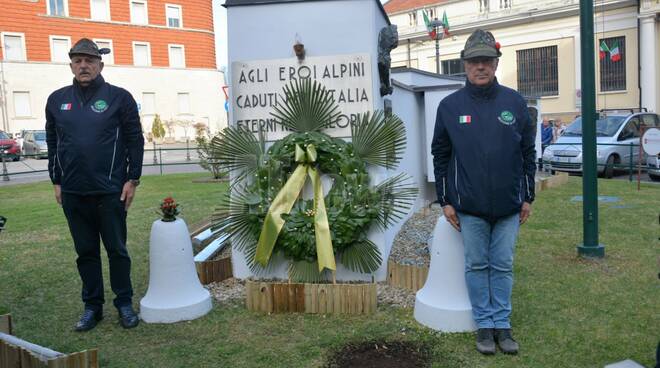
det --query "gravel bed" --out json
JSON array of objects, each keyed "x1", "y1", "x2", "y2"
[
  {"x1": 376, "y1": 283, "x2": 416, "y2": 309},
  {"x1": 206, "y1": 277, "x2": 245, "y2": 304},
  {"x1": 388, "y1": 206, "x2": 442, "y2": 268}
]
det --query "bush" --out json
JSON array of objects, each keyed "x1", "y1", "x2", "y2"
[
  {"x1": 196, "y1": 133, "x2": 224, "y2": 179},
  {"x1": 151, "y1": 114, "x2": 166, "y2": 140}
]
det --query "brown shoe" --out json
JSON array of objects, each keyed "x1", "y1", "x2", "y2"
[
  {"x1": 495, "y1": 328, "x2": 519, "y2": 355},
  {"x1": 476, "y1": 328, "x2": 496, "y2": 355}
]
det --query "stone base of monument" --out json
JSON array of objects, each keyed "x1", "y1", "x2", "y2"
[
  {"x1": 245, "y1": 280, "x2": 377, "y2": 315},
  {"x1": 140, "y1": 218, "x2": 212, "y2": 323},
  {"x1": 414, "y1": 215, "x2": 476, "y2": 332}
]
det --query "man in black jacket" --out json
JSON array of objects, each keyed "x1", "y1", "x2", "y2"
[
  {"x1": 431, "y1": 30, "x2": 536, "y2": 355},
  {"x1": 46, "y1": 38, "x2": 144, "y2": 331}
]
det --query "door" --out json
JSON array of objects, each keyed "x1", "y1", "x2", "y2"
[{"x1": 617, "y1": 117, "x2": 641, "y2": 164}]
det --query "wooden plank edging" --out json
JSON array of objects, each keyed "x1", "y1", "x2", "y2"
[
  {"x1": 195, "y1": 257, "x2": 233, "y2": 285},
  {"x1": 387, "y1": 260, "x2": 429, "y2": 292},
  {"x1": 245, "y1": 280, "x2": 377, "y2": 315}
]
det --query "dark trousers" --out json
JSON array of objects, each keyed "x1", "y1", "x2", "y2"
[{"x1": 62, "y1": 192, "x2": 133, "y2": 311}]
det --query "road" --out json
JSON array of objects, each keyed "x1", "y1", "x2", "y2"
[{"x1": 0, "y1": 143, "x2": 206, "y2": 186}]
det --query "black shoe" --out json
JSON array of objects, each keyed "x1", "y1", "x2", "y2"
[
  {"x1": 476, "y1": 328, "x2": 496, "y2": 355},
  {"x1": 74, "y1": 308, "x2": 103, "y2": 332},
  {"x1": 117, "y1": 305, "x2": 139, "y2": 329},
  {"x1": 494, "y1": 328, "x2": 519, "y2": 355}
]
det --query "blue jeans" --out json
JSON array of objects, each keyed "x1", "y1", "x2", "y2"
[{"x1": 456, "y1": 212, "x2": 520, "y2": 329}]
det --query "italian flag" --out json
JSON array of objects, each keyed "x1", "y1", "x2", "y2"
[
  {"x1": 422, "y1": 10, "x2": 437, "y2": 40},
  {"x1": 459, "y1": 115, "x2": 471, "y2": 124},
  {"x1": 610, "y1": 41, "x2": 621, "y2": 62},
  {"x1": 599, "y1": 40, "x2": 609, "y2": 60},
  {"x1": 442, "y1": 10, "x2": 450, "y2": 36}
]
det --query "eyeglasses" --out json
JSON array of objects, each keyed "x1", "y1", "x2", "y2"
[{"x1": 465, "y1": 57, "x2": 496, "y2": 65}]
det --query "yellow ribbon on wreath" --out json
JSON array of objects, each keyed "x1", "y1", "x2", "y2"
[{"x1": 255, "y1": 144, "x2": 336, "y2": 272}]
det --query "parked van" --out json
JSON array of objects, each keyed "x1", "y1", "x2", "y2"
[{"x1": 542, "y1": 111, "x2": 659, "y2": 178}]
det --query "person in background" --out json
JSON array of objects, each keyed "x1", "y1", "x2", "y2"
[{"x1": 541, "y1": 117, "x2": 553, "y2": 153}]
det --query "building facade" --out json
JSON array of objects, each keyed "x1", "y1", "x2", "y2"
[
  {"x1": 0, "y1": 0, "x2": 226, "y2": 139},
  {"x1": 385, "y1": 0, "x2": 660, "y2": 122}
]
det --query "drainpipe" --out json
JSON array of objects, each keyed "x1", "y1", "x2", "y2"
[
  {"x1": 407, "y1": 39, "x2": 411, "y2": 68},
  {"x1": 637, "y1": 0, "x2": 641, "y2": 111},
  {"x1": 0, "y1": 49, "x2": 9, "y2": 132}
]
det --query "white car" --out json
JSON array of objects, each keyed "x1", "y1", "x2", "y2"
[{"x1": 543, "y1": 111, "x2": 660, "y2": 178}]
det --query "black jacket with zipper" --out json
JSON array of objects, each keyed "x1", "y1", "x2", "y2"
[
  {"x1": 431, "y1": 78, "x2": 537, "y2": 221},
  {"x1": 46, "y1": 75, "x2": 144, "y2": 195}
]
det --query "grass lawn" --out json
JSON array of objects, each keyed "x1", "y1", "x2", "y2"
[{"x1": 0, "y1": 173, "x2": 658, "y2": 367}]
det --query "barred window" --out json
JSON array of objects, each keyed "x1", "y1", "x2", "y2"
[
  {"x1": 441, "y1": 59, "x2": 465, "y2": 76},
  {"x1": 599, "y1": 36, "x2": 626, "y2": 92},
  {"x1": 516, "y1": 45, "x2": 558, "y2": 97}
]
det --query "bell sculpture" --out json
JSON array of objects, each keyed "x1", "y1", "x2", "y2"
[
  {"x1": 414, "y1": 215, "x2": 476, "y2": 332},
  {"x1": 140, "y1": 218, "x2": 212, "y2": 323}
]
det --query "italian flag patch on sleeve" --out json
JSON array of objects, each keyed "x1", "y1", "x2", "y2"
[{"x1": 459, "y1": 115, "x2": 471, "y2": 124}]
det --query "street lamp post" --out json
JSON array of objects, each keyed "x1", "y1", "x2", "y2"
[{"x1": 578, "y1": 0, "x2": 604, "y2": 258}]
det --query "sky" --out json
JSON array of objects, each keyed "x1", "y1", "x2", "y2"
[{"x1": 212, "y1": 0, "x2": 391, "y2": 71}]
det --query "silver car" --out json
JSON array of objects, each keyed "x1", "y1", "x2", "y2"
[
  {"x1": 542, "y1": 111, "x2": 660, "y2": 178},
  {"x1": 22, "y1": 130, "x2": 48, "y2": 159}
]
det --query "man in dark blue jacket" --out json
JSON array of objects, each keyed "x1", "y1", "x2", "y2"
[
  {"x1": 432, "y1": 29, "x2": 536, "y2": 355},
  {"x1": 46, "y1": 38, "x2": 144, "y2": 331}
]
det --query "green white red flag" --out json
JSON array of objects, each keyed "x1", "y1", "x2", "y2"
[
  {"x1": 422, "y1": 10, "x2": 437, "y2": 40},
  {"x1": 609, "y1": 41, "x2": 621, "y2": 62},
  {"x1": 599, "y1": 40, "x2": 610, "y2": 60},
  {"x1": 442, "y1": 10, "x2": 450, "y2": 36}
]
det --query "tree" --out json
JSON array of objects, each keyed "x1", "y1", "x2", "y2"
[
  {"x1": 164, "y1": 119, "x2": 177, "y2": 138},
  {"x1": 193, "y1": 122, "x2": 208, "y2": 139},
  {"x1": 151, "y1": 114, "x2": 166, "y2": 140},
  {"x1": 176, "y1": 119, "x2": 194, "y2": 139}
]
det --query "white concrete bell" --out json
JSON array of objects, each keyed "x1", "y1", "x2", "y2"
[
  {"x1": 414, "y1": 215, "x2": 476, "y2": 332},
  {"x1": 140, "y1": 218, "x2": 212, "y2": 323}
]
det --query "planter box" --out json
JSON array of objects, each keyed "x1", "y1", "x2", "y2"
[
  {"x1": 0, "y1": 314, "x2": 99, "y2": 368},
  {"x1": 245, "y1": 280, "x2": 377, "y2": 315},
  {"x1": 196, "y1": 257, "x2": 233, "y2": 285},
  {"x1": 387, "y1": 260, "x2": 428, "y2": 292},
  {"x1": 535, "y1": 172, "x2": 569, "y2": 193}
]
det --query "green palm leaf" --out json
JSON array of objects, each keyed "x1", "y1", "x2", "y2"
[
  {"x1": 288, "y1": 260, "x2": 327, "y2": 283},
  {"x1": 374, "y1": 173, "x2": 419, "y2": 229},
  {"x1": 270, "y1": 79, "x2": 341, "y2": 133},
  {"x1": 351, "y1": 111, "x2": 407, "y2": 169},
  {"x1": 210, "y1": 126, "x2": 263, "y2": 178},
  {"x1": 340, "y1": 239, "x2": 382, "y2": 274},
  {"x1": 212, "y1": 187, "x2": 264, "y2": 272}
]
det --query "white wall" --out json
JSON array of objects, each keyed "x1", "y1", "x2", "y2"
[{"x1": 0, "y1": 61, "x2": 227, "y2": 138}]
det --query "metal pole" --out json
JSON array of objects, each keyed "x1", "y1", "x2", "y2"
[
  {"x1": 186, "y1": 139, "x2": 191, "y2": 161},
  {"x1": 152, "y1": 141, "x2": 157, "y2": 164},
  {"x1": 435, "y1": 34, "x2": 440, "y2": 74},
  {"x1": 629, "y1": 142, "x2": 633, "y2": 182},
  {"x1": 1, "y1": 153, "x2": 9, "y2": 181},
  {"x1": 637, "y1": 129, "x2": 644, "y2": 191},
  {"x1": 159, "y1": 148, "x2": 163, "y2": 175},
  {"x1": 577, "y1": 0, "x2": 604, "y2": 258}
]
